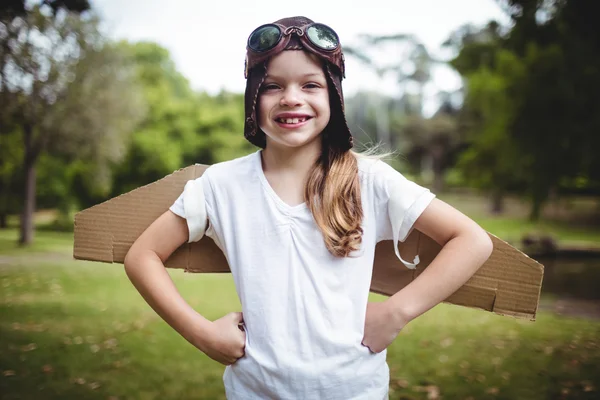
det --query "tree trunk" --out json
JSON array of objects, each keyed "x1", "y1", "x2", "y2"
[
  {"x1": 432, "y1": 169, "x2": 444, "y2": 194},
  {"x1": 431, "y1": 145, "x2": 445, "y2": 194},
  {"x1": 20, "y1": 124, "x2": 37, "y2": 245},
  {"x1": 490, "y1": 189, "x2": 504, "y2": 215},
  {"x1": 529, "y1": 199, "x2": 542, "y2": 222},
  {"x1": 0, "y1": 178, "x2": 6, "y2": 228}
]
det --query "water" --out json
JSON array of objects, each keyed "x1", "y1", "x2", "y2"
[{"x1": 534, "y1": 256, "x2": 600, "y2": 300}]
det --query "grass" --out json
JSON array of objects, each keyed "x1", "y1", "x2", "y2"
[
  {"x1": 438, "y1": 192, "x2": 600, "y2": 247},
  {"x1": 0, "y1": 229, "x2": 73, "y2": 256},
  {"x1": 476, "y1": 217, "x2": 600, "y2": 247},
  {"x1": 1, "y1": 230, "x2": 599, "y2": 399}
]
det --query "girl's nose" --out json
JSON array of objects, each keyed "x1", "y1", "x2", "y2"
[{"x1": 279, "y1": 87, "x2": 302, "y2": 107}]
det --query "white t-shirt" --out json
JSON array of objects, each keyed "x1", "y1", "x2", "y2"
[{"x1": 170, "y1": 150, "x2": 435, "y2": 400}]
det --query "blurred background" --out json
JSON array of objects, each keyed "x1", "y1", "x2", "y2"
[{"x1": 1, "y1": 0, "x2": 599, "y2": 399}]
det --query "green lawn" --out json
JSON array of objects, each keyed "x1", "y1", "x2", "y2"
[{"x1": 1, "y1": 230, "x2": 599, "y2": 399}]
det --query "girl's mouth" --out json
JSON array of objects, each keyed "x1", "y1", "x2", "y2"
[
  {"x1": 275, "y1": 116, "x2": 312, "y2": 128},
  {"x1": 276, "y1": 116, "x2": 311, "y2": 124}
]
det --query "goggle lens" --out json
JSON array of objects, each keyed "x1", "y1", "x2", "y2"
[
  {"x1": 248, "y1": 25, "x2": 281, "y2": 52},
  {"x1": 306, "y1": 24, "x2": 339, "y2": 50}
]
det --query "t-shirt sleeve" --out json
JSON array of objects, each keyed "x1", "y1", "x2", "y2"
[
  {"x1": 169, "y1": 176, "x2": 209, "y2": 243},
  {"x1": 373, "y1": 160, "x2": 436, "y2": 269}
]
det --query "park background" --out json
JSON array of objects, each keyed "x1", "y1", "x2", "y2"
[{"x1": 1, "y1": 0, "x2": 599, "y2": 399}]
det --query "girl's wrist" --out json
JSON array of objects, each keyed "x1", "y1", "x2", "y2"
[
  {"x1": 180, "y1": 313, "x2": 214, "y2": 349},
  {"x1": 386, "y1": 296, "x2": 417, "y2": 330}
]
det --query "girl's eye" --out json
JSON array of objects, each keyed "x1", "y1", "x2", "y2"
[
  {"x1": 262, "y1": 84, "x2": 280, "y2": 91},
  {"x1": 304, "y1": 83, "x2": 321, "y2": 89}
]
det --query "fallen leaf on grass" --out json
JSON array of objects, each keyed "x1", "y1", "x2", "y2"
[
  {"x1": 42, "y1": 365, "x2": 53, "y2": 373},
  {"x1": 426, "y1": 385, "x2": 440, "y2": 399},
  {"x1": 395, "y1": 379, "x2": 409, "y2": 388},
  {"x1": 21, "y1": 343, "x2": 37, "y2": 352},
  {"x1": 3, "y1": 370, "x2": 16, "y2": 377},
  {"x1": 412, "y1": 385, "x2": 440, "y2": 399},
  {"x1": 74, "y1": 377, "x2": 86, "y2": 385},
  {"x1": 133, "y1": 320, "x2": 146, "y2": 329},
  {"x1": 582, "y1": 381, "x2": 595, "y2": 392},
  {"x1": 492, "y1": 340, "x2": 505, "y2": 349},
  {"x1": 486, "y1": 387, "x2": 499, "y2": 395},
  {"x1": 89, "y1": 382, "x2": 101, "y2": 390}
]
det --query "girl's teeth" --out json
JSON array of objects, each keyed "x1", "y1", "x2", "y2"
[{"x1": 281, "y1": 117, "x2": 306, "y2": 124}]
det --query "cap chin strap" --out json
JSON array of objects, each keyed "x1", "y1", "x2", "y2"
[{"x1": 388, "y1": 183, "x2": 421, "y2": 270}]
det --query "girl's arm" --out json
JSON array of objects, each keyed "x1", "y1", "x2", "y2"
[
  {"x1": 124, "y1": 210, "x2": 244, "y2": 365},
  {"x1": 388, "y1": 198, "x2": 493, "y2": 324},
  {"x1": 363, "y1": 198, "x2": 493, "y2": 353}
]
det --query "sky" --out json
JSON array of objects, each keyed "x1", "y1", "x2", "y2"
[{"x1": 93, "y1": 0, "x2": 509, "y2": 115}]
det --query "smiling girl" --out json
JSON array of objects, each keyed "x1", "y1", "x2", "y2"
[{"x1": 124, "y1": 16, "x2": 493, "y2": 400}]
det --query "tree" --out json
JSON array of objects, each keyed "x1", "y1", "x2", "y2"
[
  {"x1": 399, "y1": 112, "x2": 460, "y2": 193},
  {"x1": 0, "y1": 3, "x2": 145, "y2": 244},
  {"x1": 496, "y1": 0, "x2": 600, "y2": 218},
  {"x1": 109, "y1": 42, "x2": 252, "y2": 198},
  {"x1": 447, "y1": 0, "x2": 600, "y2": 219}
]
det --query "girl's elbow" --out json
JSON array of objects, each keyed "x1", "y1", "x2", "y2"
[
  {"x1": 124, "y1": 246, "x2": 142, "y2": 274},
  {"x1": 477, "y1": 230, "x2": 494, "y2": 263}
]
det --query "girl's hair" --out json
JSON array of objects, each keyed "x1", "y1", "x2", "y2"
[
  {"x1": 306, "y1": 141, "x2": 391, "y2": 258},
  {"x1": 305, "y1": 148, "x2": 362, "y2": 257}
]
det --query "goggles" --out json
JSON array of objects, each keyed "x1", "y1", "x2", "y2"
[{"x1": 244, "y1": 22, "x2": 345, "y2": 79}]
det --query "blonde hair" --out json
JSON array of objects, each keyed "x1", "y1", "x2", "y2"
[{"x1": 305, "y1": 142, "x2": 392, "y2": 257}]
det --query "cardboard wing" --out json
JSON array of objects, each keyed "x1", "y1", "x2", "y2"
[{"x1": 73, "y1": 164, "x2": 544, "y2": 320}]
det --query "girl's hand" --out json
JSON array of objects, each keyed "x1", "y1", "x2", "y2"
[
  {"x1": 195, "y1": 312, "x2": 246, "y2": 365},
  {"x1": 362, "y1": 301, "x2": 406, "y2": 353}
]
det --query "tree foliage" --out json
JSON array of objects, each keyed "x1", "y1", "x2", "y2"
[
  {"x1": 450, "y1": 0, "x2": 600, "y2": 219},
  {"x1": 0, "y1": 3, "x2": 145, "y2": 242}
]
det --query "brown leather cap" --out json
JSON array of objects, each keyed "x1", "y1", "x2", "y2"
[{"x1": 243, "y1": 16, "x2": 354, "y2": 151}]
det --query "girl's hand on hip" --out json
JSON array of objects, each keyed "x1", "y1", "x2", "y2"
[
  {"x1": 362, "y1": 301, "x2": 406, "y2": 353},
  {"x1": 198, "y1": 312, "x2": 246, "y2": 365}
]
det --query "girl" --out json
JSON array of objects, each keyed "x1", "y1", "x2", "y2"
[{"x1": 124, "y1": 16, "x2": 493, "y2": 400}]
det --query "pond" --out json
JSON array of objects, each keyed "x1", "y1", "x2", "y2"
[{"x1": 534, "y1": 255, "x2": 600, "y2": 300}]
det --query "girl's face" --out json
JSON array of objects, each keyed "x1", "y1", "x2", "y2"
[{"x1": 258, "y1": 50, "x2": 331, "y2": 151}]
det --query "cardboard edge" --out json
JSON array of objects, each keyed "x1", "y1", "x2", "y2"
[
  {"x1": 490, "y1": 233, "x2": 544, "y2": 320},
  {"x1": 489, "y1": 232, "x2": 545, "y2": 273},
  {"x1": 72, "y1": 165, "x2": 195, "y2": 220},
  {"x1": 72, "y1": 164, "x2": 199, "y2": 264},
  {"x1": 371, "y1": 287, "x2": 536, "y2": 321}
]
